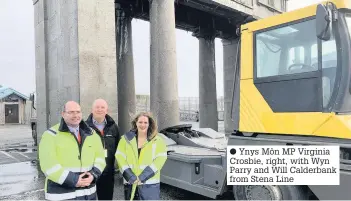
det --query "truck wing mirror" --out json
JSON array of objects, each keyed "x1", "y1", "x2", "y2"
[{"x1": 316, "y1": 3, "x2": 331, "y2": 41}]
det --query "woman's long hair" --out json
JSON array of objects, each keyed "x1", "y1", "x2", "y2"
[{"x1": 131, "y1": 112, "x2": 158, "y2": 140}]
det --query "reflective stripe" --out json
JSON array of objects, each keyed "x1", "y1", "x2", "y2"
[
  {"x1": 95, "y1": 158, "x2": 105, "y2": 164},
  {"x1": 65, "y1": 166, "x2": 92, "y2": 172},
  {"x1": 115, "y1": 150, "x2": 126, "y2": 159},
  {"x1": 144, "y1": 178, "x2": 160, "y2": 184},
  {"x1": 139, "y1": 164, "x2": 157, "y2": 173},
  {"x1": 45, "y1": 185, "x2": 96, "y2": 200},
  {"x1": 47, "y1": 129, "x2": 56, "y2": 136},
  {"x1": 81, "y1": 166, "x2": 93, "y2": 172},
  {"x1": 150, "y1": 163, "x2": 158, "y2": 173},
  {"x1": 152, "y1": 144, "x2": 156, "y2": 160},
  {"x1": 45, "y1": 164, "x2": 62, "y2": 176},
  {"x1": 155, "y1": 152, "x2": 167, "y2": 158},
  {"x1": 121, "y1": 165, "x2": 133, "y2": 172},
  {"x1": 122, "y1": 178, "x2": 159, "y2": 185},
  {"x1": 94, "y1": 164, "x2": 104, "y2": 173},
  {"x1": 58, "y1": 170, "x2": 69, "y2": 185}
]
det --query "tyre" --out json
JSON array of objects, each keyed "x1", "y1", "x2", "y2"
[{"x1": 233, "y1": 185, "x2": 308, "y2": 200}]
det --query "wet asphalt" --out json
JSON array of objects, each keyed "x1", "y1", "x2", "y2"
[{"x1": 0, "y1": 159, "x2": 232, "y2": 200}]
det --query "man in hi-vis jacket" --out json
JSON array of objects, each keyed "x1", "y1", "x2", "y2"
[{"x1": 39, "y1": 101, "x2": 106, "y2": 200}]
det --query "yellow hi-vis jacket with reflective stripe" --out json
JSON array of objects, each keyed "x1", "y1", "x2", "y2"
[
  {"x1": 115, "y1": 130, "x2": 167, "y2": 200},
  {"x1": 39, "y1": 118, "x2": 106, "y2": 201}
]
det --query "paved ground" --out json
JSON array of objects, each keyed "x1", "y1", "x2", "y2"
[
  {"x1": 0, "y1": 122, "x2": 232, "y2": 200},
  {"x1": 0, "y1": 124, "x2": 34, "y2": 149}
]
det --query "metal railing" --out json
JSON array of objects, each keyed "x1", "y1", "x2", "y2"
[{"x1": 135, "y1": 95, "x2": 224, "y2": 122}]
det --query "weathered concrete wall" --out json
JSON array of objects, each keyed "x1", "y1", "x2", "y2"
[
  {"x1": 33, "y1": 0, "x2": 49, "y2": 140},
  {"x1": 33, "y1": 0, "x2": 117, "y2": 143},
  {"x1": 222, "y1": 38, "x2": 239, "y2": 134},
  {"x1": 149, "y1": 0, "x2": 179, "y2": 131},
  {"x1": 198, "y1": 37, "x2": 218, "y2": 131},
  {"x1": 116, "y1": 5, "x2": 136, "y2": 135},
  {"x1": 78, "y1": 0, "x2": 117, "y2": 121}
]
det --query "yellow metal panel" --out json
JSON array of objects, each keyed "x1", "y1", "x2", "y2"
[
  {"x1": 239, "y1": 80, "x2": 341, "y2": 136},
  {"x1": 260, "y1": 112, "x2": 332, "y2": 135},
  {"x1": 314, "y1": 115, "x2": 351, "y2": 139},
  {"x1": 240, "y1": 31, "x2": 253, "y2": 80},
  {"x1": 239, "y1": 79, "x2": 271, "y2": 132},
  {"x1": 241, "y1": 0, "x2": 350, "y2": 33}
]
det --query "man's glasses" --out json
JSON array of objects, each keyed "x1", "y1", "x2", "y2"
[{"x1": 65, "y1": 111, "x2": 81, "y2": 115}]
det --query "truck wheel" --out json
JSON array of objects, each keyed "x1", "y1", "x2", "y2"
[{"x1": 233, "y1": 185, "x2": 307, "y2": 200}]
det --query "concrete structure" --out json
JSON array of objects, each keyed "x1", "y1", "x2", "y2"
[
  {"x1": 33, "y1": 0, "x2": 287, "y2": 141},
  {"x1": 32, "y1": 0, "x2": 117, "y2": 138},
  {"x1": 0, "y1": 86, "x2": 28, "y2": 125}
]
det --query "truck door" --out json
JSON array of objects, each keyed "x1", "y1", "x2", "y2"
[{"x1": 253, "y1": 17, "x2": 338, "y2": 113}]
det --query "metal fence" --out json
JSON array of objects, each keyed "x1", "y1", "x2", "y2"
[{"x1": 136, "y1": 95, "x2": 224, "y2": 122}]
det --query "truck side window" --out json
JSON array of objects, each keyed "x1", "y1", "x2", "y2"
[
  {"x1": 311, "y1": 34, "x2": 337, "y2": 107},
  {"x1": 255, "y1": 19, "x2": 317, "y2": 78}
]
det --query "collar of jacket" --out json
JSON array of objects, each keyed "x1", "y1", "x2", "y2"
[
  {"x1": 86, "y1": 113, "x2": 116, "y2": 128},
  {"x1": 58, "y1": 117, "x2": 92, "y2": 135},
  {"x1": 124, "y1": 129, "x2": 155, "y2": 143}
]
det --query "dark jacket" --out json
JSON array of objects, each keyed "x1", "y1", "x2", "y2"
[{"x1": 86, "y1": 113, "x2": 120, "y2": 174}]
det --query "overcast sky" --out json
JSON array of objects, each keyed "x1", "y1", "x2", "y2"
[{"x1": 0, "y1": 0, "x2": 324, "y2": 97}]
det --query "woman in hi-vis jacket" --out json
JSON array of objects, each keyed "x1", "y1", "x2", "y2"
[{"x1": 115, "y1": 112, "x2": 167, "y2": 200}]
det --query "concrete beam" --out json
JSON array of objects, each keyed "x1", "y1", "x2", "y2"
[
  {"x1": 116, "y1": 4, "x2": 136, "y2": 135},
  {"x1": 117, "y1": 0, "x2": 288, "y2": 39},
  {"x1": 149, "y1": 0, "x2": 179, "y2": 131}
]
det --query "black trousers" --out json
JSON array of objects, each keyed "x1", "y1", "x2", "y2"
[
  {"x1": 96, "y1": 172, "x2": 115, "y2": 200},
  {"x1": 124, "y1": 184, "x2": 141, "y2": 200}
]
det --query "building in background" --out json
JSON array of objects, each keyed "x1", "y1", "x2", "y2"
[{"x1": 0, "y1": 85, "x2": 28, "y2": 125}]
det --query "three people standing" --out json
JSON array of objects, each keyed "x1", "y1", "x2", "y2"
[{"x1": 39, "y1": 100, "x2": 167, "y2": 201}]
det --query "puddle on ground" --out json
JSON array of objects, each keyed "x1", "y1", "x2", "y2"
[{"x1": 0, "y1": 161, "x2": 44, "y2": 197}]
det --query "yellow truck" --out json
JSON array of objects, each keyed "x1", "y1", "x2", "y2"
[{"x1": 159, "y1": 0, "x2": 351, "y2": 200}]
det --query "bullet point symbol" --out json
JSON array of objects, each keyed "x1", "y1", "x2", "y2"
[{"x1": 230, "y1": 148, "x2": 236, "y2": 155}]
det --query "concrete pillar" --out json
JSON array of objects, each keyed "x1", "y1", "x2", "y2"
[
  {"x1": 33, "y1": 0, "x2": 50, "y2": 139},
  {"x1": 116, "y1": 4, "x2": 136, "y2": 135},
  {"x1": 195, "y1": 32, "x2": 218, "y2": 131},
  {"x1": 222, "y1": 38, "x2": 240, "y2": 134},
  {"x1": 33, "y1": 0, "x2": 117, "y2": 143},
  {"x1": 149, "y1": 0, "x2": 179, "y2": 131},
  {"x1": 149, "y1": 0, "x2": 159, "y2": 123}
]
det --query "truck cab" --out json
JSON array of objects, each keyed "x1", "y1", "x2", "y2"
[{"x1": 159, "y1": 1, "x2": 351, "y2": 200}]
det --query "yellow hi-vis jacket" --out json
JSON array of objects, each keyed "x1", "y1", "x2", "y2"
[
  {"x1": 39, "y1": 118, "x2": 106, "y2": 201},
  {"x1": 115, "y1": 130, "x2": 167, "y2": 200}
]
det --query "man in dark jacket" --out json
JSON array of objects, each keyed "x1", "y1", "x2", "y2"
[{"x1": 86, "y1": 99, "x2": 120, "y2": 200}]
